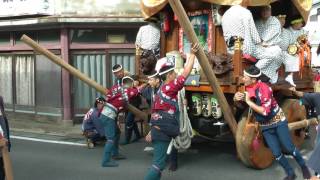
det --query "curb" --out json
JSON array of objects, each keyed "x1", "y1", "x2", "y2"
[{"x1": 11, "y1": 128, "x2": 83, "y2": 139}]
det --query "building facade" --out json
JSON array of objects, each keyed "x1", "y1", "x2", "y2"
[
  {"x1": 1, "y1": 0, "x2": 319, "y2": 123},
  {"x1": 0, "y1": 0, "x2": 144, "y2": 122}
]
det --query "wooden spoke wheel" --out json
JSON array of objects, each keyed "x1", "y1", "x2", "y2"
[
  {"x1": 236, "y1": 110, "x2": 273, "y2": 169},
  {"x1": 280, "y1": 99, "x2": 306, "y2": 147}
]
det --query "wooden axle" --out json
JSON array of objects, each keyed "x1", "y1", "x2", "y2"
[
  {"x1": 288, "y1": 118, "x2": 318, "y2": 131},
  {"x1": 20, "y1": 35, "x2": 148, "y2": 122},
  {"x1": 168, "y1": 0, "x2": 238, "y2": 137}
]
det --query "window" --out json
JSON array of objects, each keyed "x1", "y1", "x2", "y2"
[
  {"x1": 0, "y1": 53, "x2": 63, "y2": 114},
  {"x1": 70, "y1": 28, "x2": 139, "y2": 44},
  {"x1": 110, "y1": 53, "x2": 135, "y2": 84},
  {"x1": 0, "y1": 55, "x2": 13, "y2": 104},
  {"x1": 35, "y1": 54, "x2": 62, "y2": 115},
  {"x1": 107, "y1": 28, "x2": 139, "y2": 43},
  {"x1": 70, "y1": 29, "x2": 107, "y2": 43},
  {"x1": 72, "y1": 51, "x2": 136, "y2": 115},
  {"x1": 15, "y1": 55, "x2": 35, "y2": 106},
  {"x1": 0, "y1": 32, "x2": 10, "y2": 45},
  {"x1": 15, "y1": 32, "x2": 36, "y2": 44},
  {"x1": 13, "y1": 30, "x2": 60, "y2": 45},
  {"x1": 38, "y1": 30, "x2": 60, "y2": 43},
  {"x1": 0, "y1": 54, "x2": 36, "y2": 108},
  {"x1": 72, "y1": 53, "x2": 107, "y2": 112},
  {"x1": 35, "y1": 55, "x2": 62, "y2": 108}
]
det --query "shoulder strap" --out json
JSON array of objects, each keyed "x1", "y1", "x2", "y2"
[
  {"x1": 158, "y1": 89, "x2": 179, "y2": 111},
  {"x1": 254, "y1": 88, "x2": 261, "y2": 105},
  {"x1": 150, "y1": 88, "x2": 155, "y2": 109}
]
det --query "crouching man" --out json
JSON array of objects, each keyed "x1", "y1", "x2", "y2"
[{"x1": 82, "y1": 97, "x2": 106, "y2": 148}]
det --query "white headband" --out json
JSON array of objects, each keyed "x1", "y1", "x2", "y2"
[
  {"x1": 112, "y1": 65, "x2": 123, "y2": 73},
  {"x1": 122, "y1": 76, "x2": 134, "y2": 84},
  {"x1": 159, "y1": 67, "x2": 175, "y2": 76},
  {"x1": 243, "y1": 70, "x2": 261, "y2": 78},
  {"x1": 147, "y1": 72, "x2": 158, "y2": 78}
]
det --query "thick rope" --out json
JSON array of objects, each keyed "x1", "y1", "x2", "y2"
[{"x1": 167, "y1": 88, "x2": 194, "y2": 154}]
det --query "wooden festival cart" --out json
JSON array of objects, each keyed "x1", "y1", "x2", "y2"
[
  {"x1": 139, "y1": 0, "x2": 317, "y2": 169},
  {"x1": 19, "y1": 0, "x2": 318, "y2": 170}
]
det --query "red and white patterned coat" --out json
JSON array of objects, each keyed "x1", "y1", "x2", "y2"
[
  {"x1": 245, "y1": 81, "x2": 279, "y2": 116},
  {"x1": 152, "y1": 75, "x2": 186, "y2": 114},
  {"x1": 106, "y1": 85, "x2": 140, "y2": 112}
]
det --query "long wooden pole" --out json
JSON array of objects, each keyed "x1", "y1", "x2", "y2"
[
  {"x1": 168, "y1": 0, "x2": 238, "y2": 136},
  {"x1": 21, "y1": 35, "x2": 148, "y2": 122},
  {"x1": 2, "y1": 145, "x2": 13, "y2": 180}
]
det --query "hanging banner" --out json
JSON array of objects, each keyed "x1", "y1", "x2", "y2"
[{"x1": 0, "y1": 0, "x2": 54, "y2": 17}]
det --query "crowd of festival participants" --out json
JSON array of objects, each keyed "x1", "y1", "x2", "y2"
[
  {"x1": 80, "y1": 2, "x2": 320, "y2": 180},
  {"x1": 0, "y1": 2, "x2": 316, "y2": 180}
]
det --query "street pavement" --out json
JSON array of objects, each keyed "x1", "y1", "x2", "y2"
[{"x1": 9, "y1": 127, "x2": 318, "y2": 180}]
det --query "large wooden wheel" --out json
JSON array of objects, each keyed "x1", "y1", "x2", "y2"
[
  {"x1": 236, "y1": 111, "x2": 274, "y2": 169},
  {"x1": 280, "y1": 99, "x2": 306, "y2": 147}
]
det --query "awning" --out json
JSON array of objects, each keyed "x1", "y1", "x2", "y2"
[
  {"x1": 140, "y1": 0, "x2": 168, "y2": 19},
  {"x1": 292, "y1": 0, "x2": 313, "y2": 21},
  {"x1": 141, "y1": 0, "x2": 313, "y2": 21},
  {"x1": 201, "y1": 0, "x2": 274, "y2": 6}
]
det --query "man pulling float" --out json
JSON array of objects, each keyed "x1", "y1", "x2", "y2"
[{"x1": 144, "y1": 43, "x2": 198, "y2": 180}]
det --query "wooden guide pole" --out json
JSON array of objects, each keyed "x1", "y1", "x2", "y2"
[
  {"x1": 21, "y1": 35, "x2": 148, "y2": 122},
  {"x1": 168, "y1": 0, "x2": 238, "y2": 136},
  {"x1": 0, "y1": 138, "x2": 13, "y2": 180},
  {"x1": 2, "y1": 146, "x2": 13, "y2": 180}
]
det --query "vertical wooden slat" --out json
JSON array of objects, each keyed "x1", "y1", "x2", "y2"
[
  {"x1": 61, "y1": 28, "x2": 72, "y2": 120},
  {"x1": 233, "y1": 38, "x2": 243, "y2": 85},
  {"x1": 165, "y1": 21, "x2": 179, "y2": 52}
]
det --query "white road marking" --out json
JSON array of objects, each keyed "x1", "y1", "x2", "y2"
[{"x1": 11, "y1": 135, "x2": 86, "y2": 147}]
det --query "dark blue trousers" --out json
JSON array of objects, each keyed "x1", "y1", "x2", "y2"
[
  {"x1": 0, "y1": 157, "x2": 4, "y2": 180},
  {"x1": 262, "y1": 121, "x2": 306, "y2": 176},
  {"x1": 316, "y1": 124, "x2": 320, "y2": 146},
  {"x1": 100, "y1": 114, "x2": 120, "y2": 166},
  {"x1": 86, "y1": 131, "x2": 104, "y2": 143},
  {"x1": 124, "y1": 112, "x2": 141, "y2": 142},
  {"x1": 307, "y1": 124, "x2": 320, "y2": 173},
  {"x1": 169, "y1": 147, "x2": 178, "y2": 167},
  {"x1": 144, "y1": 141, "x2": 170, "y2": 180}
]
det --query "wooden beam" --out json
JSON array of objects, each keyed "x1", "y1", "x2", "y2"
[
  {"x1": 20, "y1": 35, "x2": 148, "y2": 122},
  {"x1": 185, "y1": 85, "x2": 237, "y2": 93},
  {"x1": 168, "y1": 0, "x2": 238, "y2": 137}
]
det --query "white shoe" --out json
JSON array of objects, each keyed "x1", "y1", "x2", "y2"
[
  {"x1": 213, "y1": 121, "x2": 224, "y2": 126},
  {"x1": 285, "y1": 75, "x2": 296, "y2": 87},
  {"x1": 144, "y1": 146, "x2": 154, "y2": 152}
]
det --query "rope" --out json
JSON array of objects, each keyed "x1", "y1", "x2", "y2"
[{"x1": 167, "y1": 88, "x2": 194, "y2": 154}]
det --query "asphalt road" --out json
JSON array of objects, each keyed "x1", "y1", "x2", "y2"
[{"x1": 10, "y1": 129, "x2": 317, "y2": 180}]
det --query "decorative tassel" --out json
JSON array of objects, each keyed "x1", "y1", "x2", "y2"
[
  {"x1": 174, "y1": 14, "x2": 178, "y2": 21},
  {"x1": 298, "y1": 43, "x2": 311, "y2": 79},
  {"x1": 162, "y1": 11, "x2": 171, "y2": 33}
]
